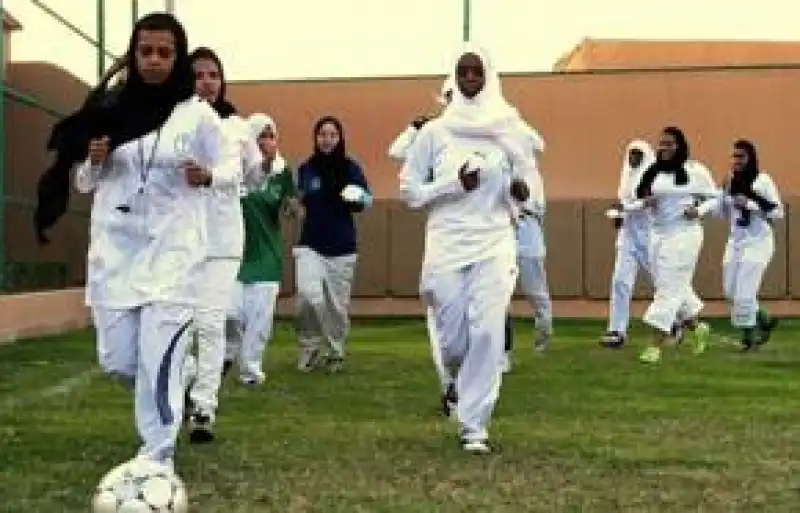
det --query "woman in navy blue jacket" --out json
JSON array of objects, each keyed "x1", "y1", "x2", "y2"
[{"x1": 293, "y1": 116, "x2": 372, "y2": 373}]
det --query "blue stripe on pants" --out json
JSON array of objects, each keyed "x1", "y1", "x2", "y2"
[{"x1": 156, "y1": 318, "x2": 192, "y2": 425}]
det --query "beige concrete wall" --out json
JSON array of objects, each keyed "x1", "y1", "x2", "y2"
[
  {"x1": 0, "y1": 288, "x2": 89, "y2": 342},
  {"x1": 3, "y1": 62, "x2": 800, "y2": 341}
]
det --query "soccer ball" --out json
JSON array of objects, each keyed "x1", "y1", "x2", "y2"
[{"x1": 92, "y1": 458, "x2": 188, "y2": 513}]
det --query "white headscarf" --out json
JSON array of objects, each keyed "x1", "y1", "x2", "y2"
[
  {"x1": 247, "y1": 113, "x2": 286, "y2": 174},
  {"x1": 437, "y1": 75, "x2": 455, "y2": 105},
  {"x1": 437, "y1": 42, "x2": 534, "y2": 179},
  {"x1": 617, "y1": 139, "x2": 655, "y2": 201}
]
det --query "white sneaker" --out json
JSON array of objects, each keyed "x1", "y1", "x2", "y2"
[
  {"x1": 462, "y1": 440, "x2": 491, "y2": 454},
  {"x1": 240, "y1": 372, "x2": 265, "y2": 387},
  {"x1": 534, "y1": 330, "x2": 551, "y2": 352}
]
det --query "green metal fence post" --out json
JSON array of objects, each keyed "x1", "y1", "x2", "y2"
[
  {"x1": 132, "y1": 0, "x2": 138, "y2": 26},
  {"x1": 97, "y1": 0, "x2": 105, "y2": 81},
  {"x1": 0, "y1": 0, "x2": 6, "y2": 291},
  {"x1": 462, "y1": 0, "x2": 470, "y2": 42}
]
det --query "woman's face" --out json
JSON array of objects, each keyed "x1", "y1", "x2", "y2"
[
  {"x1": 732, "y1": 146, "x2": 749, "y2": 174},
  {"x1": 456, "y1": 52, "x2": 485, "y2": 99},
  {"x1": 193, "y1": 58, "x2": 222, "y2": 103},
  {"x1": 315, "y1": 121, "x2": 340, "y2": 154},
  {"x1": 628, "y1": 148, "x2": 644, "y2": 168},
  {"x1": 134, "y1": 29, "x2": 176, "y2": 85},
  {"x1": 657, "y1": 132, "x2": 678, "y2": 161},
  {"x1": 258, "y1": 126, "x2": 278, "y2": 158}
]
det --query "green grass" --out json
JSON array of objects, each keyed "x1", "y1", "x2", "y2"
[{"x1": 2, "y1": 318, "x2": 800, "y2": 512}]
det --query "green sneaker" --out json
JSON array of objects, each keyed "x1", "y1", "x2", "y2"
[
  {"x1": 639, "y1": 346, "x2": 661, "y2": 364},
  {"x1": 690, "y1": 322, "x2": 710, "y2": 355}
]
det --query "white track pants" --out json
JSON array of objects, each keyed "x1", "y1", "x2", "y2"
[
  {"x1": 294, "y1": 247, "x2": 357, "y2": 360},
  {"x1": 643, "y1": 225, "x2": 704, "y2": 333},
  {"x1": 226, "y1": 281, "x2": 281, "y2": 381},
  {"x1": 92, "y1": 303, "x2": 194, "y2": 463},
  {"x1": 188, "y1": 257, "x2": 239, "y2": 417},
  {"x1": 517, "y1": 256, "x2": 553, "y2": 334},
  {"x1": 421, "y1": 254, "x2": 517, "y2": 443},
  {"x1": 722, "y1": 236, "x2": 773, "y2": 328}
]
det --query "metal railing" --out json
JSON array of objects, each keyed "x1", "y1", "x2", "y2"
[{"x1": 0, "y1": 0, "x2": 135, "y2": 292}]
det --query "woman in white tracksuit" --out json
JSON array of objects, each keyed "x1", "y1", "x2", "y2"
[
  {"x1": 73, "y1": 13, "x2": 237, "y2": 466},
  {"x1": 400, "y1": 43, "x2": 535, "y2": 453},
  {"x1": 503, "y1": 131, "x2": 552, "y2": 373},
  {"x1": 388, "y1": 76, "x2": 457, "y2": 415},
  {"x1": 600, "y1": 140, "x2": 656, "y2": 348},
  {"x1": 635, "y1": 126, "x2": 717, "y2": 364},
  {"x1": 185, "y1": 47, "x2": 262, "y2": 444},
  {"x1": 717, "y1": 139, "x2": 782, "y2": 350}
]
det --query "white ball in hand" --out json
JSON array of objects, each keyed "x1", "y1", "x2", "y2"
[
  {"x1": 340, "y1": 184, "x2": 364, "y2": 203},
  {"x1": 463, "y1": 154, "x2": 485, "y2": 174}
]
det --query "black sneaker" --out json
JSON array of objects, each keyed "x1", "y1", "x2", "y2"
[
  {"x1": 189, "y1": 413, "x2": 215, "y2": 444},
  {"x1": 756, "y1": 315, "x2": 778, "y2": 347},
  {"x1": 599, "y1": 331, "x2": 625, "y2": 349},
  {"x1": 326, "y1": 357, "x2": 344, "y2": 374},
  {"x1": 670, "y1": 323, "x2": 686, "y2": 345},
  {"x1": 183, "y1": 391, "x2": 195, "y2": 422},
  {"x1": 221, "y1": 359, "x2": 233, "y2": 378}
]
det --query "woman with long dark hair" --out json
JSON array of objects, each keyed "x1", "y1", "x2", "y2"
[
  {"x1": 54, "y1": 13, "x2": 236, "y2": 467},
  {"x1": 718, "y1": 139, "x2": 782, "y2": 350},
  {"x1": 634, "y1": 126, "x2": 718, "y2": 364},
  {"x1": 183, "y1": 46, "x2": 256, "y2": 444},
  {"x1": 294, "y1": 116, "x2": 372, "y2": 373}
]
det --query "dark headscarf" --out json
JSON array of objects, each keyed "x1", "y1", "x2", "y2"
[
  {"x1": 309, "y1": 116, "x2": 350, "y2": 197},
  {"x1": 34, "y1": 12, "x2": 194, "y2": 244},
  {"x1": 728, "y1": 139, "x2": 776, "y2": 226},
  {"x1": 189, "y1": 47, "x2": 237, "y2": 119},
  {"x1": 636, "y1": 126, "x2": 690, "y2": 199}
]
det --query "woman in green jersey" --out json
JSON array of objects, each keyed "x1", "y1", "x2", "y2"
[{"x1": 224, "y1": 113, "x2": 298, "y2": 385}]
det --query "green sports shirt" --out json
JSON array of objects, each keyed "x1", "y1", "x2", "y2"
[{"x1": 237, "y1": 166, "x2": 297, "y2": 284}]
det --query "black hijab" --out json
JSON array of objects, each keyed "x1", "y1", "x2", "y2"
[
  {"x1": 34, "y1": 12, "x2": 194, "y2": 244},
  {"x1": 309, "y1": 116, "x2": 350, "y2": 197},
  {"x1": 636, "y1": 126, "x2": 690, "y2": 199},
  {"x1": 728, "y1": 139, "x2": 776, "y2": 226},
  {"x1": 189, "y1": 47, "x2": 237, "y2": 119}
]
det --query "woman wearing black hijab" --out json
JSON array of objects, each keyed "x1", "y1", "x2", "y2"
[
  {"x1": 294, "y1": 116, "x2": 372, "y2": 373},
  {"x1": 62, "y1": 12, "x2": 236, "y2": 468},
  {"x1": 634, "y1": 126, "x2": 719, "y2": 364},
  {"x1": 719, "y1": 139, "x2": 782, "y2": 350}
]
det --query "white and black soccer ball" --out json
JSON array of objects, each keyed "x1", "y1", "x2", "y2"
[{"x1": 92, "y1": 458, "x2": 188, "y2": 513}]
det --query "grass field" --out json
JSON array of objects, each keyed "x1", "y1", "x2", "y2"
[{"x1": 2, "y1": 317, "x2": 800, "y2": 512}]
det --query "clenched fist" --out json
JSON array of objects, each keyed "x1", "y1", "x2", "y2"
[
  {"x1": 184, "y1": 161, "x2": 212, "y2": 188},
  {"x1": 88, "y1": 136, "x2": 110, "y2": 166}
]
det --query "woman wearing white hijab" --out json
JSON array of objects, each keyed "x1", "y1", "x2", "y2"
[
  {"x1": 224, "y1": 114, "x2": 297, "y2": 385},
  {"x1": 599, "y1": 140, "x2": 657, "y2": 349},
  {"x1": 399, "y1": 43, "x2": 534, "y2": 453},
  {"x1": 387, "y1": 76, "x2": 458, "y2": 416},
  {"x1": 388, "y1": 76, "x2": 455, "y2": 162}
]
